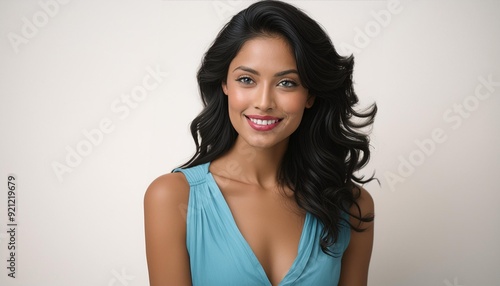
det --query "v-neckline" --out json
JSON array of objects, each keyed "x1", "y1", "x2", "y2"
[{"x1": 205, "y1": 162, "x2": 312, "y2": 286}]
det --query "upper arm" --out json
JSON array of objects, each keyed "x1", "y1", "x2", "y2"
[
  {"x1": 144, "y1": 173, "x2": 192, "y2": 286},
  {"x1": 338, "y1": 185, "x2": 375, "y2": 286}
]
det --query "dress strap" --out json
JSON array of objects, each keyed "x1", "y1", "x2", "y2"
[{"x1": 172, "y1": 162, "x2": 210, "y2": 185}]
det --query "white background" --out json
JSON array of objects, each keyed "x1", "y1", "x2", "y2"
[{"x1": 1, "y1": 0, "x2": 499, "y2": 285}]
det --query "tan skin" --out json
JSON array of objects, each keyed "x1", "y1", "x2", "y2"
[{"x1": 144, "y1": 36, "x2": 374, "y2": 286}]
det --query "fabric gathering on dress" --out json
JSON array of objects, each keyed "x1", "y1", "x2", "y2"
[{"x1": 173, "y1": 162, "x2": 351, "y2": 286}]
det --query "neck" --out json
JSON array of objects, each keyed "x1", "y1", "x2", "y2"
[{"x1": 211, "y1": 136, "x2": 288, "y2": 189}]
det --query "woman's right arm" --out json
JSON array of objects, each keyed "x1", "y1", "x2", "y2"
[{"x1": 144, "y1": 173, "x2": 192, "y2": 286}]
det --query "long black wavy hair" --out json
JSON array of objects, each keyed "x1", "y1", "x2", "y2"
[{"x1": 179, "y1": 0, "x2": 377, "y2": 256}]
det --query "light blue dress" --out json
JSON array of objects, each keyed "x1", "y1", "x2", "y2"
[{"x1": 173, "y1": 162, "x2": 350, "y2": 286}]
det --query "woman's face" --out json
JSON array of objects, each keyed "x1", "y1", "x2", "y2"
[{"x1": 222, "y1": 36, "x2": 314, "y2": 150}]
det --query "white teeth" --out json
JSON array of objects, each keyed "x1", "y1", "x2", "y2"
[{"x1": 249, "y1": 118, "x2": 278, "y2": 125}]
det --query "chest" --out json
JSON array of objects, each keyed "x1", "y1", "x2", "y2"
[{"x1": 214, "y1": 176, "x2": 305, "y2": 285}]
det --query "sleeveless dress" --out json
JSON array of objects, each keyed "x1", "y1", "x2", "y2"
[{"x1": 173, "y1": 162, "x2": 351, "y2": 286}]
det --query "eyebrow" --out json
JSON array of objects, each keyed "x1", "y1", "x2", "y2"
[{"x1": 233, "y1": 66, "x2": 299, "y2": 77}]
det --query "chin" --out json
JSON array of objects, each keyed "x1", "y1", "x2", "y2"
[{"x1": 241, "y1": 135, "x2": 288, "y2": 150}]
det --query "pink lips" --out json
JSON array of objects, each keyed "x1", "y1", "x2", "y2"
[{"x1": 245, "y1": 115, "x2": 282, "y2": 131}]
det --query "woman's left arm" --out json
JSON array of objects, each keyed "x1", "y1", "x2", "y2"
[{"x1": 338, "y1": 186, "x2": 375, "y2": 286}]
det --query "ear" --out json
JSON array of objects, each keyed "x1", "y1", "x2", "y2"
[
  {"x1": 305, "y1": 94, "x2": 315, "y2": 108},
  {"x1": 222, "y1": 81, "x2": 228, "y2": 95}
]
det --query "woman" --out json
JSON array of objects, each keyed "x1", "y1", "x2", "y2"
[{"x1": 144, "y1": 1, "x2": 377, "y2": 285}]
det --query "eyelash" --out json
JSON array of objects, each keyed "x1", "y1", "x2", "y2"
[
  {"x1": 236, "y1": 76, "x2": 298, "y2": 88},
  {"x1": 278, "y1": 79, "x2": 297, "y2": 88},
  {"x1": 236, "y1": 76, "x2": 254, "y2": 85}
]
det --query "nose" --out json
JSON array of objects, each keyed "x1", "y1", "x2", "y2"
[{"x1": 254, "y1": 83, "x2": 275, "y2": 111}]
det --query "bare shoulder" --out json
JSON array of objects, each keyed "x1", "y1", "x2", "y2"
[
  {"x1": 144, "y1": 172, "x2": 190, "y2": 208},
  {"x1": 144, "y1": 172, "x2": 192, "y2": 285},
  {"x1": 338, "y1": 184, "x2": 375, "y2": 286},
  {"x1": 350, "y1": 184, "x2": 375, "y2": 219},
  {"x1": 143, "y1": 172, "x2": 190, "y2": 233},
  {"x1": 143, "y1": 172, "x2": 191, "y2": 238}
]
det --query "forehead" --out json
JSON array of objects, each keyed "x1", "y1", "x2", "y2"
[{"x1": 229, "y1": 36, "x2": 297, "y2": 71}]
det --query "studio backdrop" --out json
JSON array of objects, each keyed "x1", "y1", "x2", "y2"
[{"x1": 0, "y1": 1, "x2": 499, "y2": 285}]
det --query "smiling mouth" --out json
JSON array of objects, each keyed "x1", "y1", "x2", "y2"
[
  {"x1": 247, "y1": 117, "x2": 280, "y2": 125},
  {"x1": 245, "y1": 115, "x2": 283, "y2": 125},
  {"x1": 244, "y1": 115, "x2": 283, "y2": 130}
]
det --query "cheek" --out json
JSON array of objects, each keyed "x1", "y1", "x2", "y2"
[
  {"x1": 277, "y1": 94, "x2": 309, "y2": 114},
  {"x1": 226, "y1": 82, "x2": 252, "y2": 111},
  {"x1": 227, "y1": 92, "x2": 249, "y2": 112}
]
